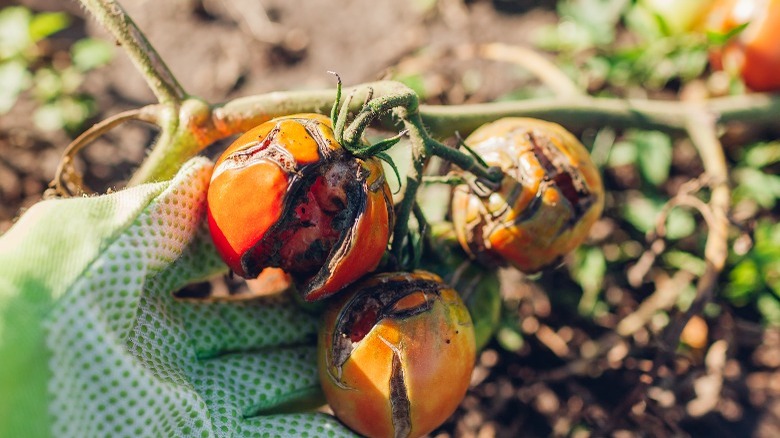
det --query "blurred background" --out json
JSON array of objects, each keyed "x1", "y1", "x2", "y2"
[{"x1": 2, "y1": 0, "x2": 779, "y2": 436}]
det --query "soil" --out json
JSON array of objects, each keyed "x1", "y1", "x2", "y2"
[{"x1": 2, "y1": 0, "x2": 779, "y2": 437}]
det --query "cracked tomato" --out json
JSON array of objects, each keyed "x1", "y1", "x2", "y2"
[
  {"x1": 207, "y1": 113, "x2": 394, "y2": 301},
  {"x1": 318, "y1": 271, "x2": 476, "y2": 438},
  {"x1": 451, "y1": 117, "x2": 604, "y2": 273}
]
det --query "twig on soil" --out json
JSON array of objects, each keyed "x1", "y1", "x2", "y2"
[
  {"x1": 597, "y1": 106, "x2": 731, "y2": 435},
  {"x1": 627, "y1": 176, "x2": 714, "y2": 288}
]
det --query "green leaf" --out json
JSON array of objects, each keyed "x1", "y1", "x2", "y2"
[
  {"x1": 29, "y1": 12, "x2": 69, "y2": 42},
  {"x1": 622, "y1": 193, "x2": 696, "y2": 239},
  {"x1": 733, "y1": 168, "x2": 780, "y2": 209},
  {"x1": 375, "y1": 152, "x2": 402, "y2": 194},
  {"x1": 573, "y1": 246, "x2": 606, "y2": 315},
  {"x1": 607, "y1": 141, "x2": 638, "y2": 167},
  {"x1": 33, "y1": 103, "x2": 64, "y2": 131},
  {"x1": 726, "y1": 258, "x2": 761, "y2": 304},
  {"x1": 663, "y1": 250, "x2": 706, "y2": 277},
  {"x1": 665, "y1": 208, "x2": 696, "y2": 240},
  {"x1": 0, "y1": 60, "x2": 31, "y2": 112},
  {"x1": 71, "y1": 38, "x2": 114, "y2": 71},
  {"x1": 0, "y1": 7, "x2": 32, "y2": 58},
  {"x1": 632, "y1": 130, "x2": 672, "y2": 186},
  {"x1": 744, "y1": 142, "x2": 780, "y2": 168},
  {"x1": 707, "y1": 22, "x2": 749, "y2": 46},
  {"x1": 32, "y1": 67, "x2": 62, "y2": 102},
  {"x1": 757, "y1": 293, "x2": 780, "y2": 326}
]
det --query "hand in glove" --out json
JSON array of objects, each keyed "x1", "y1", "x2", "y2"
[{"x1": 0, "y1": 157, "x2": 354, "y2": 437}]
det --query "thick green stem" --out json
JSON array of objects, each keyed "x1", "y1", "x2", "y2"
[
  {"x1": 79, "y1": 0, "x2": 186, "y2": 105},
  {"x1": 391, "y1": 109, "x2": 427, "y2": 266},
  {"x1": 419, "y1": 93, "x2": 780, "y2": 137}
]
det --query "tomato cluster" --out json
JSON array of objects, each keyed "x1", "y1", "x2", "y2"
[{"x1": 206, "y1": 114, "x2": 603, "y2": 438}]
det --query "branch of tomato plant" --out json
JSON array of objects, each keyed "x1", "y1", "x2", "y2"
[
  {"x1": 79, "y1": 0, "x2": 186, "y2": 105},
  {"x1": 419, "y1": 92, "x2": 780, "y2": 136},
  {"x1": 49, "y1": 105, "x2": 162, "y2": 196}
]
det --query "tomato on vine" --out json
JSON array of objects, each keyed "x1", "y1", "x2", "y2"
[
  {"x1": 451, "y1": 117, "x2": 604, "y2": 273},
  {"x1": 318, "y1": 271, "x2": 475, "y2": 438},
  {"x1": 206, "y1": 113, "x2": 394, "y2": 301}
]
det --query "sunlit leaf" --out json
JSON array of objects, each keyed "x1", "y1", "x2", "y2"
[
  {"x1": 0, "y1": 7, "x2": 32, "y2": 58},
  {"x1": 71, "y1": 38, "x2": 114, "y2": 71},
  {"x1": 622, "y1": 193, "x2": 696, "y2": 239},
  {"x1": 632, "y1": 130, "x2": 672, "y2": 186},
  {"x1": 733, "y1": 168, "x2": 780, "y2": 209},
  {"x1": 573, "y1": 246, "x2": 606, "y2": 315},
  {"x1": 29, "y1": 12, "x2": 69, "y2": 42},
  {"x1": 757, "y1": 294, "x2": 780, "y2": 326},
  {"x1": 707, "y1": 22, "x2": 749, "y2": 46},
  {"x1": 744, "y1": 142, "x2": 780, "y2": 168},
  {"x1": 663, "y1": 250, "x2": 706, "y2": 277},
  {"x1": 0, "y1": 60, "x2": 31, "y2": 112},
  {"x1": 608, "y1": 141, "x2": 638, "y2": 167}
]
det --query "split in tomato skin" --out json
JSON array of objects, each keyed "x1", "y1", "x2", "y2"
[
  {"x1": 451, "y1": 117, "x2": 604, "y2": 273},
  {"x1": 206, "y1": 113, "x2": 394, "y2": 301},
  {"x1": 318, "y1": 271, "x2": 476, "y2": 438}
]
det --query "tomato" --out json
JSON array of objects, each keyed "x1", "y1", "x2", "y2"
[
  {"x1": 318, "y1": 271, "x2": 476, "y2": 438},
  {"x1": 422, "y1": 223, "x2": 501, "y2": 352},
  {"x1": 451, "y1": 118, "x2": 604, "y2": 273},
  {"x1": 207, "y1": 113, "x2": 394, "y2": 301},
  {"x1": 706, "y1": 0, "x2": 780, "y2": 91}
]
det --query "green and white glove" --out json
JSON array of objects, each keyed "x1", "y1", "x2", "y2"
[{"x1": 0, "y1": 157, "x2": 355, "y2": 437}]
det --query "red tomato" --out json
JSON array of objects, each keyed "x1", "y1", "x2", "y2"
[
  {"x1": 207, "y1": 114, "x2": 394, "y2": 301},
  {"x1": 706, "y1": 0, "x2": 780, "y2": 91}
]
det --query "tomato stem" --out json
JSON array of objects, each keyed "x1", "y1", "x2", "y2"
[{"x1": 79, "y1": 0, "x2": 187, "y2": 106}]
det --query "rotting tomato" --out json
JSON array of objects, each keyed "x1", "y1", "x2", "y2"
[
  {"x1": 206, "y1": 113, "x2": 394, "y2": 301},
  {"x1": 451, "y1": 117, "x2": 604, "y2": 273},
  {"x1": 318, "y1": 271, "x2": 476, "y2": 438},
  {"x1": 706, "y1": 0, "x2": 780, "y2": 91}
]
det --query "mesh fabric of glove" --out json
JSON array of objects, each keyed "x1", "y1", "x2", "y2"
[{"x1": 0, "y1": 158, "x2": 354, "y2": 437}]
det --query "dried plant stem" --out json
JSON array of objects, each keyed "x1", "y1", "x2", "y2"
[
  {"x1": 598, "y1": 106, "x2": 730, "y2": 435},
  {"x1": 49, "y1": 106, "x2": 162, "y2": 196}
]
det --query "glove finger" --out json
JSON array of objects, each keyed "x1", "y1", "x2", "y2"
[
  {"x1": 189, "y1": 348, "x2": 358, "y2": 437},
  {"x1": 167, "y1": 292, "x2": 320, "y2": 359},
  {"x1": 239, "y1": 413, "x2": 355, "y2": 438},
  {"x1": 189, "y1": 346, "x2": 320, "y2": 419}
]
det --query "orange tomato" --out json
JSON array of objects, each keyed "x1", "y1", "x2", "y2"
[
  {"x1": 318, "y1": 271, "x2": 476, "y2": 438},
  {"x1": 451, "y1": 118, "x2": 604, "y2": 273},
  {"x1": 706, "y1": 0, "x2": 780, "y2": 91},
  {"x1": 207, "y1": 114, "x2": 394, "y2": 301}
]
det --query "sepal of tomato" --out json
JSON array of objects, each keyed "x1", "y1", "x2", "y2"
[
  {"x1": 451, "y1": 117, "x2": 604, "y2": 273},
  {"x1": 318, "y1": 271, "x2": 476, "y2": 438},
  {"x1": 207, "y1": 114, "x2": 393, "y2": 301}
]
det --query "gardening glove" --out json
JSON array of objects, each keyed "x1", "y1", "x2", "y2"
[{"x1": 0, "y1": 157, "x2": 355, "y2": 438}]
